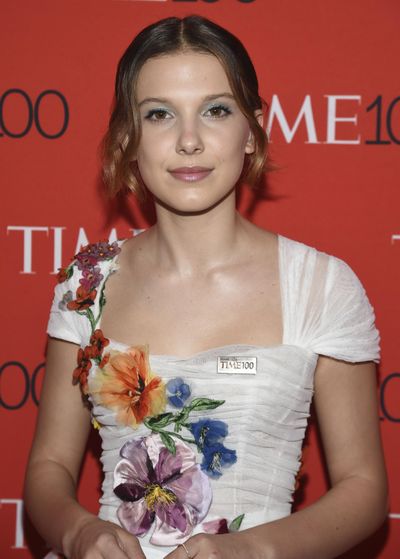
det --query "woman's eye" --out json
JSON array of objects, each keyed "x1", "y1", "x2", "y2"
[
  {"x1": 204, "y1": 105, "x2": 232, "y2": 118},
  {"x1": 144, "y1": 109, "x2": 171, "y2": 122}
]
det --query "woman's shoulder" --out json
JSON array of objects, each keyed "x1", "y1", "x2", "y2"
[
  {"x1": 278, "y1": 233, "x2": 359, "y2": 280},
  {"x1": 47, "y1": 240, "x2": 126, "y2": 344},
  {"x1": 278, "y1": 234, "x2": 379, "y2": 363},
  {"x1": 56, "y1": 239, "x2": 125, "y2": 291},
  {"x1": 278, "y1": 233, "x2": 333, "y2": 259}
]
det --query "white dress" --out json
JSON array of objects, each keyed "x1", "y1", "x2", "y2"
[{"x1": 46, "y1": 234, "x2": 380, "y2": 559}]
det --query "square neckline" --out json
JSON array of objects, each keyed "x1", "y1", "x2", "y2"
[{"x1": 97, "y1": 233, "x2": 287, "y2": 361}]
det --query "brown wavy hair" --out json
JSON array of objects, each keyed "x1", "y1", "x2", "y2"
[{"x1": 101, "y1": 15, "x2": 272, "y2": 201}]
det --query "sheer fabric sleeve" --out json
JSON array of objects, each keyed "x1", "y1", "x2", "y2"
[
  {"x1": 46, "y1": 270, "x2": 90, "y2": 346},
  {"x1": 281, "y1": 237, "x2": 380, "y2": 363}
]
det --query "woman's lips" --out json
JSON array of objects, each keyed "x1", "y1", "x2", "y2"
[{"x1": 168, "y1": 166, "x2": 213, "y2": 182}]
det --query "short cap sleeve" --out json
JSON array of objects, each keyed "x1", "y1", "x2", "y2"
[
  {"x1": 46, "y1": 269, "x2": 90, "y2": 346},
  {"x1": 280, "y1": 236, "x2": 380, "y2": 363},
  {"x1": 311, "y1": 256, "x2": 380, "y2": 363},
  {"x1": 46, "y1": 240, "x2": 123, "y2": 347}
]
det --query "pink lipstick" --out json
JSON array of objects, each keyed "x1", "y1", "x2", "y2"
[{"x1": 169, "y1": 166, "x2": 213, "y2": 182}]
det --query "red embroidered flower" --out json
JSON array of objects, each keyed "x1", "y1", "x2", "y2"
[
  {"x1": 57, "y1": 265, "x2": 73, "y2": 284},
  {"x1": 90, "y1": 329, "x2": 110, "y2": 357},
  {"x1": 73, "y1": 346, "x2": 95, "y2": 393},
  {"x1": 67, "y1": 286, "x2": 97, "y2": 311},
  {"x1": 72, "y1": 330, "x2": 110, "y2": 393}
]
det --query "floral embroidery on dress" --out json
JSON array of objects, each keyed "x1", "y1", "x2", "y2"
[
  {"x1": 142, "y1": 387, "x2": 237, "y2": 478},
  {"x1": 56, "y1": 239, "x2": 242, "y2": 544},
  {"x1": 57, "y1": 241, "x2": 120, "y2": 305},
  {"x1": 202, "y1": 513, "x2": 244, "y2": 534},
  {"x1": 113, "y1": 434, "x2": 212, "y2": 545},
  {"x1": 57, "y1": 240, "x2": 120, "y2": 393},
  {"x1": 73, "y1": 329, "x2": 110, "y2": 393},
  {"x1": 166, "y1": 377, "x2": 191, "y2": 408},
  {"x1": 88, "y1": 345, "x2": 167, "y2": 428}
]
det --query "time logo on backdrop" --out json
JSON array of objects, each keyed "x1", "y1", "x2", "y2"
[
  {"x1": 268, "y1": 94, "x2": 400, "y2": 145},
  {"x1": 0, "y1": 89, "x2": 68, "y2": 139},
  {"x1": 0, "y1": 87, "x2": 69, "y2": 140},
  {"x1": 1, "y1": 88, "x2": 399, "y2": 144}
]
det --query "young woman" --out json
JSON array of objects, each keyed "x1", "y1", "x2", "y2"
[{"x1": 24, "y1": 15, "x2": 388, "y2": 559}]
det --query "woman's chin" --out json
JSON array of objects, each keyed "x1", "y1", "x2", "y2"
[{"x1": 151, "y1": 187, "x2": 236, "y2": 216}]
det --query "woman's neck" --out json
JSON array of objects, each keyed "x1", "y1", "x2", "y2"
[{"x1": 146, "y1": 198, "x2": 250, "y2": 277}]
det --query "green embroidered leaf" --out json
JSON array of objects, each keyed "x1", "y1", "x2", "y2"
[
  {"x1": 146, "y1": 413, "x2": 174, "y2": 428},
  {"x1": 188, "y1": 397, "x2": 225, "y2": 411},
  {"x1": 65, "y1": 266, "x2": 74, "y2": 280},
  {"x1": 160, "y1": 431, "x2": 176, "y2": 454},
  {"x1": 174, "y1": 408, "x2": 190, "y2": 426},
  {"x1": 99, "y1": 285, "x2": 106, "y2": 309},
  {"x1": 85, "y1": 308, "x2": 96, "y2": 330},
  {"x1": 228, "y1": 514, "x2": 244, "y2": 532}
]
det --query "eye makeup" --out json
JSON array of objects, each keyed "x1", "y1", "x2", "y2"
[
  {"x1": 204, "y1": 103, "x2": 233, "y2": 118},
  {"x1": 144, "y1": 108, "x2": 172, "y2": 122}
]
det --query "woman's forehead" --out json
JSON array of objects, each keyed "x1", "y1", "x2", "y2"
[{"x1": 136, "y1": 52, "x2": 232, "y2": 102}]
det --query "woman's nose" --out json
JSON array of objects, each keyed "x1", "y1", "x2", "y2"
[{"x1": 175, "y1": 119, "x2": 204, "y2": 155}]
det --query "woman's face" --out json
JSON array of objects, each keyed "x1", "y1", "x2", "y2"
[{"x1": 134, "y1": 51, "x2": 255, "y2": 213}]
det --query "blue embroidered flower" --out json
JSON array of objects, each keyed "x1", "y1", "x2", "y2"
[
  {"x1": 189, "y1": 419, "x2": 228, "y2": 448},
  {"x1": 58, "y1": 290, "x2": 73, "y2": 311},
  {"x1": 201, "y1": 443, "x2": 237, "y2": 479},
  {"x1": 166, "y1": 377, "x2": 191, "y2": 408}
]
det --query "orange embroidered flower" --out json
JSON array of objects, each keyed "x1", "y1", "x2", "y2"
[
  {"x1": 89, "y1": 345, "x2": 166, "y2": 428},
  {"x1": 67, "y1": 286, "x2": 97, "y2": 311}
]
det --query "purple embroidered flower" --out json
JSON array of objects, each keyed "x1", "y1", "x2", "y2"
[
  {"x1": 113, "y1": 433, "x2": 212, "y2": 545},
  {"x1": 75, "y1": 253, "x2": 98, "y2": 270},
  {"x1": 75, "y1": 241, "x2": 121, "y2": 270},
  {"x1": 189, "y1": 418, "x2": 228, "y2": 448},
  {"x1": 166, "y1": 377, "x2": 191, "y2": 408},
  {"x1": 201, "y1": 442, "x2": 237, "y2": 479},
  {"x1": 58, "y1": 290, "x2": 73, "y2": 311},
  {"x1": 88, "y1": 241, "x2": 121, "y2": 260},
  {"x1": 202, "y1": 518, "x2": 229, "y2": 534},
  {"x1": 79, "y1": 266, "x2": 104, "y2": 291}
]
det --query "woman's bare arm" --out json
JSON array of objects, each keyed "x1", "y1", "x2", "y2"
[
  {"x1": 24, "y1": 338, "x2": 145, "y2": 559},
  {"x1": 167, "y1": 357, "x2": 388, "y2": 559},
  {"x1": 24, "y1": 338, "x2": 94, "y2": 553}
]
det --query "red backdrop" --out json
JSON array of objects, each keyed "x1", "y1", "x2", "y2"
[{"x1": 1, "y1": 1, "x2": 399, "y2": 558}]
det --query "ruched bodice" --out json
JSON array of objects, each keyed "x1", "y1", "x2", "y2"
[{"x1": 47, "y1": 234, "x2": 380, "y2": 558}]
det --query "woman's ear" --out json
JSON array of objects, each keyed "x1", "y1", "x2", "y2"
[
  {"x1": 255, "y1": 109, "x2": 264, "y2": 128},
  {"x1": 245, "y1": 131, "x2": 255, "y2": 154},
  {"x1": 245, "y1": 109, "x2": 264, "y2": 154}
]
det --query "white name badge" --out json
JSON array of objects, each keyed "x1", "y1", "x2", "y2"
[{"x1": 217, "y1": 356, "x2": 257, "y2": 375}]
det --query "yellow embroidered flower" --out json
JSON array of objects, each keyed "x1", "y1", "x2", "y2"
[
  {"x1": 91, "y1": 417, "x2": 102, "y2": 430},
  {"x1": 89, "y1": 345, "x2": 166, "y2": 428}
]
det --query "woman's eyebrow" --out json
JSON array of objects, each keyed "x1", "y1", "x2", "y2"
[
  {"x1": 204, "y1": 93, "x2": 235, "y2": 102},
  {"x1": 138, "y1": 93, "x2": 235, "y2": 107},
  {"x1": 138, "y1": 97, "x2": 168, "y2": 107}
]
